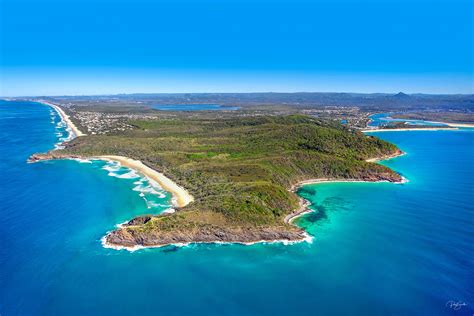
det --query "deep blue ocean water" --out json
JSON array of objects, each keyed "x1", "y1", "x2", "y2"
[
  {"x1": 153, "y1": 104, "x2": 240, "y2": 111},
  {"x1": 1, "y1": 100, "x2": 473, "y2": 315}
]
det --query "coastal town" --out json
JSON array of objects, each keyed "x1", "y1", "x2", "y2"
[{"x1": 30, "y1": 92, "x2": 473, "y2": 136}]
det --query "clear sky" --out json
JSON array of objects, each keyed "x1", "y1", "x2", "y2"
[{"x1": 1, "y1": 0, "x2": 472, "y2": 96}]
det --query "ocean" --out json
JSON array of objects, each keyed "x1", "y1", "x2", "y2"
[{"x1": 1, "y1": 100, "x2": 472, "y2": 315}]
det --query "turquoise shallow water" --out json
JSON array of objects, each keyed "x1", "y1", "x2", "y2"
[
  {"x1": 369, "y1": 113, "x2": 448, "y2": 127},
  {"x1": 1, "y1": 101, "x2": 473, "y2": 315}
]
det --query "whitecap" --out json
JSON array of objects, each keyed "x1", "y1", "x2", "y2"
[
  {"x1": 147, "y1": 179, "x2": 164, "y2": 191},
  {"x1": 116, "y1": 170, "x2": 140, "y2": 179},
  {"x1": 74, "y1": 158, "x2": 93, "y2": 164},
  {"x1": 162, "y1": 208, "x2": 175, "y2": 214},
  {"x1": 102, "y1": 163, "x2": 121, "y2": 172},
  {"x1": 132, "y1": 183, "x2": 166, "y2": 197}
]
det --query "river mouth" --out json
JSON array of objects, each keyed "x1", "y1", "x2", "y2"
[{"x1": 368, "y1": 112, "x2": 448, "y2": 127}]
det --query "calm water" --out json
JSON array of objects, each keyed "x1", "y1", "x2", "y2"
[
  {"x1": 1, "y1": 100, "x2": 473, "y2": 315},
  {"x1": 153, "y1": 104, "x2": 240, "y2": 111},
  {"x1": 369, "y1": 113, "x2": 448, "y2": 127}
]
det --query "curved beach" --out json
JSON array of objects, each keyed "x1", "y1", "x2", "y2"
[
  {"x1": 285, "y1": 150, "x2": 408, "y2": 224},
  {"x1": 97, "y1": 155, "x2": 194, "y2": 208},
  {"x1": 35, "y1": 101, "x2": 192, "y2": 208}
]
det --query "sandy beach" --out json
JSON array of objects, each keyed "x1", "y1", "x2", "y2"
[
  {"x1": 31, "y1": 102, "x2": 193, "y2": 209},
  {"x1": 39, "y1": 100, "x2": 86, "y2": 137},
  {"x1": 361, "y1": 127, "x2": 458, "y2": 133},
  {"x1": 285, "y1": 177, "x2": 407, "y2": 224},
  {"x1": 285, "y1": 150, "x2": 407, "y2": 224},
  {"x1": 97, "y1": 155, "x2": 194, "y2": 208},
  {"x1": 444, "y1": 122, "x2": 474, "y2": 128},
  {"x1": 365, "y1": 151, "x2": 406, "y2": 162}
]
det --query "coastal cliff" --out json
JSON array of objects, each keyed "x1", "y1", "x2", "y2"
[
  {"x1": 28, "y1": 152, "x2": 82, "y2": 163},
  {"x1": 106, "y1": 218, "x2": 307, "y2": 248}
]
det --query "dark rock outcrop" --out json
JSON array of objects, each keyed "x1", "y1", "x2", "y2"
[
  {"x1": 125, "y1": 215, "x2": 152, "y2": 226},
  {"x1": 28, "y1": 152, "x2": 82, "y2": 163},
  {"x1": 105, "y1": 224, "x2": 306, "y2": 248}
]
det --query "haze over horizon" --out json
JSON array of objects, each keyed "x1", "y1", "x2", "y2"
[{"x1": 1, "y1": 0, "x2": 473, "y2": 96}]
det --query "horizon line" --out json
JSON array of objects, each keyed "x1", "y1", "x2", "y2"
[{"x1": 2, "y1": 91, "x2": 473, "y2": 98}]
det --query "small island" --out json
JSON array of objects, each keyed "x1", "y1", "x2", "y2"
[{"x1": 30, "y1": 106, "x2": 404, "y2": 249}]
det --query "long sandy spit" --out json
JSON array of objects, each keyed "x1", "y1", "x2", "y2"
[
  {"x1": 39, "y1": 100, "x2": 86, "y2": 137},
  {"x1": 361, "y1": 127, "x2": 458, "y2": 133}
]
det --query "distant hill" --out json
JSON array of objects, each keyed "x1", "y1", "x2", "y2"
[
  {"x1": 393, "y1": 92, "x2": 410, "y2": 98},
  {"x1": 47, "y1": 92, "x2": 474, "y2": 112}
]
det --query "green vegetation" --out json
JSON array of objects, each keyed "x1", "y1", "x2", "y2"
[{"x1": 61, "y1": 114, "x2": 402, "y2": 245}]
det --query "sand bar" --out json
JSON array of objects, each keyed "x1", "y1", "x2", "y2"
[
  {"x1": 361, "y1": 127, "x2": 457, "y2": 133},
  {"x1": 97, "y1": 155, "x2": 194, "y2": 208},
  {"x1": 444, "y1": 122, "x2": 474, "y2": 128}
]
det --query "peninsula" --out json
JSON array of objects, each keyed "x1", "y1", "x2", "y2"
[{"x1": 30, "y1": 106, "x2": 404, "y2": 249}]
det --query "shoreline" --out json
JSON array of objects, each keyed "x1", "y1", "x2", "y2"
[
  {"x1": 284, "y1": 150, "x2": 407, "y2": 225},
  {"x1": 38, "y1": 100, "x2": 86, "y2": 137},
  {"x1": 96, "y1": 155, "x2": 194, "y2": 208},
  {"x1": 443, "y1": 122, "x2": 474, "y2": 128},
  {"x1": 29, "y1": 100, "x2": 408, "y2": 251},
  {"x1": 29, "y1": 152, "x2": 195, "y2": 209},
  {"x1": 103, "y1": 150, "x2": 407, "y2": 251},
  {"x1": 101, "y1": 231, "x2": 313, "y2": 252},
  {"x1": 285, "y1": 177, "x2": 408, "y2": 224},
  {"x1": 365, "y1": 150, "x2": 406, "y2": 162},
  {"x1": 361, "y1": 127, "x2": 458, "y2": 133}
]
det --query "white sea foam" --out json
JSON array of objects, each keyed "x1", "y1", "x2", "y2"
[
  {"x1": 147, "y1": 178, "x2": 164, "y2": 191},
  {"x1": 74, "y1": 158, "x2": 93, "y2": 164},
  {"x1": 116, "y1": 170, "x2": 140, "y2": 179},
  {"x1": 132, "y1": 183, "x2": 165, "y2": 197},
  {"x1": 102, "y1": 163, "x2": 121, "y2": 173},
  {"x1": 162, "y1": 208, "x2": 176, "y2": 214},
  {"x1": 101, "y1": 231, "x2": 314, "y2": 252}
]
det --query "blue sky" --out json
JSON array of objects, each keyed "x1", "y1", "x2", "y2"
[{"x1": 1, "y1": 0, "x2": 472, "y2": 96}]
